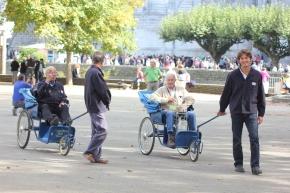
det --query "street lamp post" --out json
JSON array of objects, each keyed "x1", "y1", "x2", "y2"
[{"x1": 0, "y1": 25, "x2": 6, "y2": 74}]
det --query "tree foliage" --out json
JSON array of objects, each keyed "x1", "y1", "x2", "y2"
[
  {"x1": 18, "y1": 46, "x2": 45, "y2": 63},
  {"x1": 159, "y1": 3, "x2": 290, "y2": 67},
  {"x1": 4, "y1": 0, "x2": 145, "y2": 84},
  {"x1": 244, "y1": 4, "x2": 290, "y2": 67},
  {"x1": 159, "y1": 3, "x2": 247, "y2": 64}
]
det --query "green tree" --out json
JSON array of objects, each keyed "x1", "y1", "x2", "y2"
[
  {"x1": 244, "y1": 4, "x2": 290, "y2": 68},
  {"x1": 18, "y1": 46, "x2": 45, "y2": 62},
  {"x1": 4, "y1": 0, "x2": 145, "y2": 85},
  {"x1": 159, "y1": 3, "x2": 247, "y2": 64}
]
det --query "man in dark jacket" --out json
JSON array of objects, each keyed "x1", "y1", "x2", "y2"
[
  {"x1": 25, "y1": 55, "x2": 34, "y2": 79},
  {"x1": 217, "y1": 49, "x2": 265, "y2": 175},
  {"x1": 83, "y1": 51, "x2": 111, "y2": 164},
  {"x1": 33, "y1": 56, "x2": 40, "y2": 82},
  {"x1": 10, "y1": 56, "x2": 20, "y2": 84},
  {"x1": 37, "y1": 66, "x2": 71, "y2": 126}
]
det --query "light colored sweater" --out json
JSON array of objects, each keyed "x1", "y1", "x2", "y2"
[{"x1": 149, "y1": 85, "x2": 194, "y2": 112}]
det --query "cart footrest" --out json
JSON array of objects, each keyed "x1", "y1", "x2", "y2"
[
  {"x1": 37, "y1": 122, "x2": 75, "y2": 144},
  {"x1": 175, "y1": 130, "x2": 202, "y2": 147}
]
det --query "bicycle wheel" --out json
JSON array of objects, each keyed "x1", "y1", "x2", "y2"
[
  {"x1": 59, "y1": 135, "x2": 71, "y2": 156},
  {"x1": 189, "y1": 141, "x2": 200, "y2": 162},
  {"x1": 17, "y1": 110, "x2": 31, "y2": 149},
  {"x1": 138, "y1": 117, "x2": 155, "y2": 155},
  {"x1": 177, "y1": 148, "x2": 189, "y2": 156}
]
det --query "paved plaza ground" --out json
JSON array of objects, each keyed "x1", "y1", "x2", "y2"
[{"x1": 0, "y1": 84, "x2": 289, "y2": 193}]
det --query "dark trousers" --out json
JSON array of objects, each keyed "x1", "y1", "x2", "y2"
[
  {"x1": 40, "y1": 103, "x2": 70, "y2": 124},
  {"x1": 34, "y1": 70, "x2": 39, "y2": 82},
  {"x1": 84, "y1": 112, "x2": 108, "y2": 161},
  {"x1": 231, "y1": 113, "x2": 260, "y2": 168}
]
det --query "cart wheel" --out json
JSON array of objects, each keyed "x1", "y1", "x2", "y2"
[
  {"x1": 177, "y1": 148, "x2": 189, "y2": 156},
  {"x1": 189, "y1": 141, "x2": 200, "y2": 162},
  {"x1": 59, "y1": 135, "x2": 71, "y2": 156},
  {"x1": 138, "y1": 117, "x2": 155, "y2": 155},
  {"x1": 17, "y1": 110, "x2": 31, "y2": 149}
]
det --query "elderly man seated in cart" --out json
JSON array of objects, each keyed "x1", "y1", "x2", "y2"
[
  {"x1": 149, "y1": 72, "x2": 196, "y2": 147},
  {"x1": 37, "y1": 66, "x2": 71, "y2": 126}
]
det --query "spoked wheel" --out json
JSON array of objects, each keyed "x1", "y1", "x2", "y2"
[
  {"x1": 59, "y1": 135, "x2": 71, "y2": 156},
  {"x1": 17, "y1": 110, "x2": 31, "y2": 149},
  {"x1": 138, "y1": 117, "x2": 155, "y2": 155},
  {"x1": 177, "y1": 148, "x2": 190, "y2": 156},
  {"x1": 189, "y1": 141, "x2": 200, "y2": 162}
]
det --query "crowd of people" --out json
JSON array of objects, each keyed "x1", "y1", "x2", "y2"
[{"x1": 10, "y1": 55, "x2": 45, "y2": 84}]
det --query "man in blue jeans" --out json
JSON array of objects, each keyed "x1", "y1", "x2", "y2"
[
  {"x1": 150, "y1": 72, "x2": 196, "y2": 148},
  {"x1": 12, "y1": 74, "x2": 35, "y2": 115},
  {"x1": 217, "y1": 49, "x2": 265, "y2": 175}
]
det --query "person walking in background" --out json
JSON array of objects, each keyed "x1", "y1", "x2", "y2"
[
  {"x1": 83, "y1": 51, "x2": 111, "y2": 164},
  {"x1": 72, "y1": 64, "x2": 81, "y2": 78},
  {"x1": 25, "y1": 55, "x2": 34, "y2": 79},
  {"x1": 38, "y1": 59, "x2": 45, "y2": 81},
  {"x1": 176, "y1": 64, "x2": 187, "y2": 88},
  {"x1": 11, "y1": 56, "x2": 20, "y2": 84},
  {"x1": 33, "y1": 56, "x2": 40, "y2": 83},
  {"x1": 217, "y1": 49, "x2": 265, "y2": 175},
  {"x1": 20, "y1": 59, "x2": 27, "y2": 78},
  {"x1": 144, "y1": 59, "x2": 162, "y2": 91},
  {"x1": 12, "y1": 74, "x2": 35, "y2": 116},
  {"x1": 260, "y1": 68, "x2": 270, "y2": 96},
  {"x1": 131, "y1": 67, "x2": 143, "y2": 90}
]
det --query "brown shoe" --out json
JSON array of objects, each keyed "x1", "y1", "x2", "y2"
[
  {"x1": 95, "y1": 158, "x2": 108, "y2": 164},
  {"x1": 167, "y1": 138, "x2": 175, "y2": 148},
  {"x1": 83, "y1": 153, "x2": 95, "y2": 163}
]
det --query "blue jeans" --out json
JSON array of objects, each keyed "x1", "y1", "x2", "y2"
[
  {"x1": 162, "y1": 110, "x2": 196, "y2": 133},
  {"x1": 231, "y1": 113, "x2": 260, "y2": 168},
  {"x1": 12, "y1": 100, "x2": 25, "y2": 109}
]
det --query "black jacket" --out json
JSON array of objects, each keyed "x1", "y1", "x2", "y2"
[
  {"x1": 20, "y1": 62, "x2": 27, "y2": 73},
  {"x1": 37, "y1": 80, "x2": 68, "y2": 108},
  {"x1": 34, "y1": 60, "x2": 40, "y2": 71},
  {"x1": 11, "y1": 61, "x2": 19, "y2": 71},
  {"x1": 84, "y1": 65, "x2": 111, "y2": 113},
  {"x1": 219, "y1": 68, "x2": 265, "y2": 117}
]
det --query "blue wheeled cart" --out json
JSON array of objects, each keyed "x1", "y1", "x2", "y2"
[
  {"x1": 17, "y1": 88, "x2": 87, "y2": 156},
  {"x1": 138, "y1": 90, "x2": 218, "y2": 162}
]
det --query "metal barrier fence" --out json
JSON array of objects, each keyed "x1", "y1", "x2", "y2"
[{"x1": 268, "y1": 77, "x2": 282, "y2": 95}]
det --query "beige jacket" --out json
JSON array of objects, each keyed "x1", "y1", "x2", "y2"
[{"x1": 149, "y1": 85, "x2": 195, "y2": 112}]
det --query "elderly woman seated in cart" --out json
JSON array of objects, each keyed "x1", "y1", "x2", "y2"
[{"x1": 149, "y1": 72, "x2": 196, "y2": 148}]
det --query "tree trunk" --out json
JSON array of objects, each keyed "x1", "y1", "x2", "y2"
[
  {"x1": 270, "y1": 56, "x2": 280, "y2": 69},
  {"x1": 66, "y1": 50, "x2": 73, "y2": 85}
]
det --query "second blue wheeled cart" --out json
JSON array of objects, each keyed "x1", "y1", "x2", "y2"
[{"x1": 138, "y1": 90, "x2": 218, "y2": 162}]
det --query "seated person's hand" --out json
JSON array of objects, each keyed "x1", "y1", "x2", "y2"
[
  {"x1": 59, "y1": 102, "x2": 67, "y2": 107},
  {"x1": 46, "y1": 73, "x2": 55, "y2": 83},
  {"x1": 167, "y1": 96, "x2": 175, "y2": 102}
]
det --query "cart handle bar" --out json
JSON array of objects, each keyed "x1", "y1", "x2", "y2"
[
  {"x1": 69, "y1": 112, "x2": 88, "y2": 122},
  {"x1": 197, "y1": 115, "x2": 219, "y2": 129}
]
